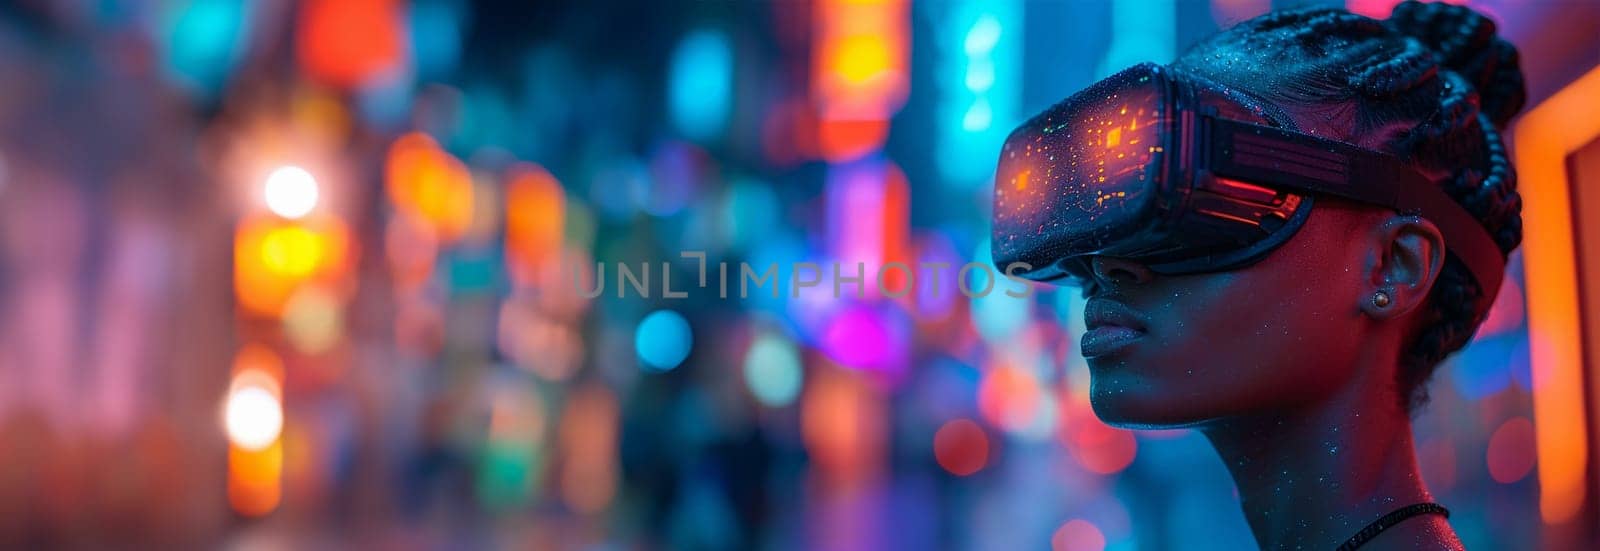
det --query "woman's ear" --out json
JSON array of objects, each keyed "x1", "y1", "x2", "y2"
[{"x1": 1362, "y1": 215, "x2": 1447, "y2": 320}]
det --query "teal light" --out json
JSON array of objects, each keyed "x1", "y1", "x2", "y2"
[
  {"x1": 743, "y1": 334, "x2": 803, "y2": 407},
  {"x1": 162, "y1": 0, "x2": 249, "y2": 99},
  {"x1": 668, "y1": 29, "x2": 733, "y2": 142},
  {"x1": 477, "y1": 440, "x2": 540, "y2": 511},
  {"x1": 409, "y1": 0, "x2": 463, "y2": 80},
  {"x1": 936, "y1": 1, "x2": 1022, "y2": 187},
  {"x1": 636, "y1": 310, "x2": 693, "y2": 371}
]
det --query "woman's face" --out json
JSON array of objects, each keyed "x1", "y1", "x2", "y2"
[{"x1": 1081, "y1": 200, "x2": 1390, "y2": 428}]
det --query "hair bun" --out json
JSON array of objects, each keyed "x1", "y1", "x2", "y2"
[{"x1": 1385, "y1": 0, "x2": 1526, "y2": 128}]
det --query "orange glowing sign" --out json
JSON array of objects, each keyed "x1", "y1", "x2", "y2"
[
  {"x1": 1511, "y1": 63, "x2": 1600, "y2": 525},
  {"x1": 810, "y1": 0, "x2": 908, "y2": 162}
]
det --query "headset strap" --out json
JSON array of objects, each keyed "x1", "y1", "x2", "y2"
[{"x1": 1206, "y1": 117, "x2": 1505, "y2": 308}]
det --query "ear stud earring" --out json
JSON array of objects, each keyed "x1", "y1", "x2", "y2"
[{"x1": 1372, "y1": 290, "x2": 1392, "y2": 308}]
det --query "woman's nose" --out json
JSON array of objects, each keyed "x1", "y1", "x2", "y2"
[{"x1": 1089, "y1": 256, "x2": 1155, "y2": 288}]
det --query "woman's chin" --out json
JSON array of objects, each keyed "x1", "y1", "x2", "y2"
[{"x1": 1088, "y1": 373, "x2": 1212, "y2": 429}]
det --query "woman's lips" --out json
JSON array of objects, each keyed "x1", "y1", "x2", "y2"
[
  {"x1": 1081, "y1": 297, "x2": 1148, "y2": 358},
  {"x1": 1081, "y1": 326, "x2": 1145, "y2": 357}
]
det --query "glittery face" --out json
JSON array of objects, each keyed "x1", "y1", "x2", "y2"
[
  {"x1": 991, "y1": 65, "x2": 1171, "y2": 277},
  {"x1": 1082, "y1": 199, "x2": 1385, "y2": 429}
]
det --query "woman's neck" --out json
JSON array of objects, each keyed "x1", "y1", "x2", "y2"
[{"x1": 1199, "y1": 378, "x2": 1439, "y2": 549}]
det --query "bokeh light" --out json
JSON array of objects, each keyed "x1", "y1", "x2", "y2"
[
  {"x1": 669, "y1": 29, "x2": 733, "y2": 142},
  {"x1": 234, "y1": 214, "x2": 351, "y2": 317},
  {"x1": 282, "y1": 285, "x2": 344, "y2": 355},
  {"x1": 1061, "y1": 402, "x2": 1138, "y2": 475},
  {"x1": 263, "y1": 165, "x2": 319, "y2": 219},
  {"x1": 386, "y1": 132, "x2": 475, "y2": 243},
  {"x1": 744, "y1": 333, "x2": 804, "y2": 407},
  {"x1": 504, "y1": 163, "x2": 565, "y2": 278},
  {"x1": 159, "y1": 0, "x2": 250, "y2": 98},
  {"x1": 0, "y1": 1, "x2": 1573, "y2": 547},
  {"x1": 819, "y1": 304, "x2": 907, "y2": 374},
  {"x1": 636, "y1": 309, "x2": 693, "y2": 371},
  {"x1": 933, "y1": 418, "x2": 989, "y2": 476},
  {"x1": 229, "y1": 439, "x2": 283, "y2": 517},
  {"x1": 1488, "y1": 417, "x2": 1537, "y2": 484},
  {"x1": 1051, "y1": 519, "x2": 1107, "y2": 551},
  {"x1": 977, "y1": 364, "x2": 1041, "y2": 432},
  {"x1": 297, "y1": 0, "x2": 404, "y2": 90},
  {"x1": 560, "y1": 383, "x2": 619, "y2": 514},
  {"x1": 225, "y1": 383, "x2": 282, "y2": 452}
]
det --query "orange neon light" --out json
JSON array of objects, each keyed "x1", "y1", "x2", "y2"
[
  {"x1": 386, "y1": 132, "x2": 475, "y2": 244},
  {"x1": 801, "y1": 364, "x2": 886, "y2": 489},
  {"x1": 228, "y1": 438, "x2": 283, "y2": 517},
  {"x1": 297, "y1": 0, "x2": 403, "y2": 90},
  {"x1": 504, "y1": 163, "x2": 566, "y2": 278},
  {"x1": 234, "y1": 213, "x2": 352, "y2": 317},
  {"x1": 811, "y1": 0, "x2": 908, "y2": 117},
  {"x1": 810, "y1": 0, "x2": 908, "y2": 162},
  {"x1": 1512, "y1": 63, "x2": 1600, "y2": 524}
]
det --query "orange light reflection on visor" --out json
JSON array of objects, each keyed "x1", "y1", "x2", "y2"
[{"x1": 992, "y1": 80, "x2": 1167, "y2": 264}]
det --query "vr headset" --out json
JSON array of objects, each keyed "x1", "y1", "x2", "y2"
[{"x1": 991, "y1": 62, "x2": 1504, "y2": 310}]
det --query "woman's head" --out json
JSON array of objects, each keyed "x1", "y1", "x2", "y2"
[{"x1": 1082, "y1": 1, "x2": 1526, "y2": 427}]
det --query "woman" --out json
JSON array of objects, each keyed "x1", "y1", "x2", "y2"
[{"x1": 995, "y1": 2, "x2": 1525, "y2": 549}]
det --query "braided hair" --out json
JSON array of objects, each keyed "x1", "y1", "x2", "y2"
[{"x1": 1172, "y1": 1, "x2": 1526, "y2": 411}]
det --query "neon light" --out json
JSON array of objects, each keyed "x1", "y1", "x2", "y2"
[
  {"x1": 826, "y1": 157, "x2": 887, "y2": 276},
  {"x1": 934, "y1": 418, "x2": 990, "y2": 476},
  {"x1": 234, "y1": 214, "x2": 352, "y2": 317},
  {"x1": 226, "y1": 345, "x2": 285, "y2": 517},
  {"x1": 504, "y1": 163, "x2": 565, "y2": 276},
  {"x1": 228, "y1": 438, "x2": 282, "y2": 517},
  {"x1": 263, "y1": 165, "x2": 319, "y2": 219},
  {"x1": 936, "y1": 0, "x2": 1021, "y2": 184},
  {"x1": 820, "y1": 304, "x2": 909, "y2": 376},
  {"x1": 161, "y1": 0, "x2": 250, "y2": 97},
  {"x1": 1512, "y1": 63, "x2": 1600, "y2": 524},
  {"x1": 409, "y1": 0, "x2": 463, "y2": 80},
  {"x1": 635, "y1": 309, "x2": 693, "y2": 371},
  {"x1": 296, "y1": 0, "x2": 404, "y2": 90},
  {"x1": 812, "y1": 0, "x2": 909, "y2": 161},
  {"x1": 669, "y1": 29, "x2": 733, "y2": 142},
  {"x1": 962, "y1": 98, "x2": 993, "y2": 131},
  {"x1": 745, "y1": 333, "x2": 804, "y2": 407},
  {"x1": 385, "y1": 132, "x2": 474, "y2": 243}
]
